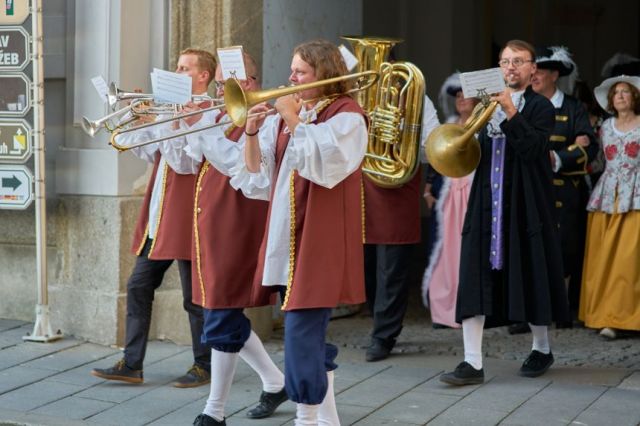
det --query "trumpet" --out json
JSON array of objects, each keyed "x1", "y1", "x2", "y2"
[
  {"x1": 81, "y1": 101, "x2": 144, "y2": 137},
  {"x1": 107, "y1": 82, "x2": 220, "y2": 111},
  {"x1": 224, "y1": 70, "x2": 379, "y2": 126}
]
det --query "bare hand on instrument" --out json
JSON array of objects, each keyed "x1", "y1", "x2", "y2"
[
  {"x1": 276, "y1": 94, "x2": 302, "y2": 133},
  {"x1": 246, "y1": 102, "x2": 271, "y2": 135},
  {"x1": 179, "y1": 101, "x2": 204, "y2": 128},
  {"x1": 491, "y1": 90, "x2": 517, "y2": 119}
]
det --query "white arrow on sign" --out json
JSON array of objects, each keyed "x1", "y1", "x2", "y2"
[{"x1": 0, "y1": 164, "x2": 33, "y2": 210}]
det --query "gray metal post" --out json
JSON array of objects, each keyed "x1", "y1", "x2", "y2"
[{"x1": 23, "y1": 0, "x2": 62, "y2": 343}]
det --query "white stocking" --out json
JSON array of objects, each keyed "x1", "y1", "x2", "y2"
[
  {"x1": 462, "y1": 315, "x2": 485, "y2": 370},
  {"x1": 318, "y1": 371, "x2": 340, "y2": 425},
  {"x1": 239, "y1": 330, "x2": 284, "y2": 392},
  {"x1": 203, "y1": 349, "x2": 239, "y2": 422},
  {"x1": 529, "y1": 324, "x2": 550, "y2": 354},
  {"x1": 295, "y1": 403, "x2": 319, "y2": 426}
]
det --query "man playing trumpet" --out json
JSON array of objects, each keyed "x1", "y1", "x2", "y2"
[{"x1": 91, "y1": 48, "x2": 215, "y2": 389}]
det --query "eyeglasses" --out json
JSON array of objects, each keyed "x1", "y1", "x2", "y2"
[{"x1": 498, "y1": 58, "x2": 533, "y2": 68}]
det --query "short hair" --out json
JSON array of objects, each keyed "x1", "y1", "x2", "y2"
[
  {"x1": 500, "y1": 40, "x2": 536, "y2": 61},
  {"x1": 293, "y1": 39, "x2": 352, "y2": 98},
  {"x1": 242, "y1": 52, "x2": 261, "y2": 84},
  {"x1": 180, "y1": 48, "x2": 217, "y2": 85},
  {"x1": 606, "y1": 81, "x2": 640, "y2": 116}
]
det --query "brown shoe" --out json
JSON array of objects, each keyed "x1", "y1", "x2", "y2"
[
  {"x1": 173, "y1": 364, "x2": 211, "y2": 388},
  {"x1": 91, "y1": 359, "x2": 143, "y2": 384}
]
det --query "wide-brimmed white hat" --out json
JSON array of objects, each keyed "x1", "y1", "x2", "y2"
[{"x1": 594, "y1": 75, "x2": 640, "y2": 112}]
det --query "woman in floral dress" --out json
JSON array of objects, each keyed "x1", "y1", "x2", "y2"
[{"x1": 580, "y1": 75, "x2": 640, "y2": 339}]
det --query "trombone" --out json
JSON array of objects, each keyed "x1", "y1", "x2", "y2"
[
  {"x1": 109, "y1": 102, "x2": 230, "y2": 152},
  {"x1": 224, "y1": 70, "x2": 380, "y2": 126}
]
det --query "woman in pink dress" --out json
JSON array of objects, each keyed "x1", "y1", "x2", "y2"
[{"x1": 423, "y1": 73, "x2": 479, "y2": 328}]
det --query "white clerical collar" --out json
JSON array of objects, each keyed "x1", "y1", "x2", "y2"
[{"x1": 549, "y1": 89, "x2": 564, "y2": 109}]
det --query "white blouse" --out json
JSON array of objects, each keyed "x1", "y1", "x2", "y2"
[{"x1": 230, "y1": 102, "x2": 367, "y2": 285}]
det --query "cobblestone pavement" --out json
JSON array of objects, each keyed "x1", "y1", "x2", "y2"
[{"x1": 324, "y1": 308, "x2": 640, "y2": 370}]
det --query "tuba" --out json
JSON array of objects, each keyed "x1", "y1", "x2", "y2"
[{"x1": 343, "y1": 36, "x2": 425, "y2": 188}]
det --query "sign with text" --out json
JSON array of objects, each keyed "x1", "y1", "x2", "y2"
[
  {"x1": 0, "y1": 164, "x2": 33, "y2": 209},
  {"x1": 0, "y1": 26, "x2": 30, "y2": 71},
  {"x1": 0, "y1": 73, "x2": 30, "y2": 116},
  {"x1": 0, "y1": 0, "x2": 29, "y2": 25},
  {"x1": 0, "y1": 118, "x2": 31, "y2": 162}
]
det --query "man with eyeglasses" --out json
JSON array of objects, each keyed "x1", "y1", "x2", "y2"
[
  {"x1": 440, "y1": 39, "x2": 569, "y2": 386},
  {"x1": 158, "y1": 52, "x2": 288, "y2": 425}
]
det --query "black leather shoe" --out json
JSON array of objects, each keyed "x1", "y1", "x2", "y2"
[
  {"x1": 519, "y1": 350, "x2": 554, "y2": 377},
  {"x1": 173, "y1": 364, "x2": 211, "y2": 388},
  {"x1": 508, "y1": 322, "x2": 531, "y2": 334},
  {"x1": 91, "y1": 359, "x2": 143, "y2": 384},
  {"x1": 193, "y1": 413, "x2": 225, "y2": 425},
  {"x1": 439, "y1": 361, "x2": 484, "y2": 386},
  {"x1": 365, "y1": 341, "x2": 391, "y2": 362},
  {"x1": 246, "y1": 387, "x2": 288, "y2": 419}
]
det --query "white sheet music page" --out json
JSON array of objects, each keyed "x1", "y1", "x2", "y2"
[
  {"x1": 151, "y1": 68, "x2": 192, "y2": 104},
  {"x1": 460, "y1": 68, "x2": 505, "y2": 99},
  {"x1": 217, "y1": 46, "x2": 247, "y2": 80},
  {"x1": 338, "y1": 44, "x2": 359, "y2": 71},
  {"x1": 90, "y1": 75, "x2": 109, "y2": 104}
]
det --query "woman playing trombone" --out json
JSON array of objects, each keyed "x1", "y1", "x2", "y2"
[{"x1": 231, "y1": 39, "x2": 368, "y2": 426}]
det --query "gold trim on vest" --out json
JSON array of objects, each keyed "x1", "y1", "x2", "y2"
[{"x1": 148, "y1": 163, "x2": 169, "y2": 257}]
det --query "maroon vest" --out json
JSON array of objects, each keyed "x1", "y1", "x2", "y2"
[
  {"x1": 191, "y1": 119, "x2": 274, "y2": 309},
  {"x1": 131, "y1": 153, "x2": 195, "y2": 260},
  {"x1": 254, "y1": 96, "x2": 367, "y2": 310},
  {"x1": 363, "y1": 165, "x2": 422, "y2": 244}
]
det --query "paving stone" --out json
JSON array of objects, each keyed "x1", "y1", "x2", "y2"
[
  {"x1": 0, "y1": 319, "x2": 27, "y2": 331},
  {"x1": 25, "y1": 342, "x2": 120, "y2": 372},
  {"x1": 86, "y1": 383, "x2": 216, "y2": 425},
  {"x1": 0, "y1": 379, "x2": 84, "y2": 411},
  {"x1": 500, "y1": 382, "x2": 606, "y2": 425},
  {"x1": 338, "y1": 366, "x2": 437, "y2": 408},
  {"x1": 456, "y1": 375, "x2": 549, "y2": 412},
  {"x1": 573, "y1": 387, "x2": 640, "y2": 426},
  {"x1": 0, "y1": 340, "x2": 81, "y2": 370},
  {"x1": 0, "y1": 365, "x2": 55, "y2": 394},
  {"x1": 31, "y1": 395, "x2": 115, "y2": 420},
  {"x1": 359, "y1": 390, "x2": 460, "y2": 424},
  {"x1": 617, "y1": 371, "x2": 640, "y2": 391},
  {"x1": 428, "y1": 405, "x2": 509, "y2": 426}
]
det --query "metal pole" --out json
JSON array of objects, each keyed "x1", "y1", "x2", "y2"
[{"x1": 23, "y1": 0, "x2": 62, "y2": 343}]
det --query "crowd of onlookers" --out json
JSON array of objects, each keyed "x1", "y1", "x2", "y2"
[{"x1": 420, "y1": 48, "x2": 640, "y2": 342}]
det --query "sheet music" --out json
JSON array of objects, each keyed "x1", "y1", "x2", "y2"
[
  {"x1": 217, "y1": 46, "x2": 247, "y2": 80},
  {"x1": 90, "y1": 75, "x2": 109, "y2": 104},
  {"x1": 338, "y1": 44, "x2": 359, "y2": 71},
  {"x1": 151, "y1": 68, "x2": 192, "y2": 104},
  {"x1": 460, "y1": 68, "x2": 505, "y2": 99}
]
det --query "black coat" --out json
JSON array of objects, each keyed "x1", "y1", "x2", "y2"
[
  {"x1": 456, "y1": 86, "x2": 570, "y2": 327},
  {"x1": 551, "y1": 94, "x2": 598, "y2": 281}
]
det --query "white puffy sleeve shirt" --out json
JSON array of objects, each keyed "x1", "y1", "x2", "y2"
[{"x1": 230, "y1": 103, "x2": 367, "y2": 285}]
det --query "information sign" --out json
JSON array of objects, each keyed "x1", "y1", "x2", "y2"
[
  {"x1": 0, "y1": 164, "x2": 33, "y2": 209},
  {"x1": 0, "y1": 118, "x2": 31, "y2": 162}
]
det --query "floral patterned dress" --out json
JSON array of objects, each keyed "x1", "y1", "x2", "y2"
[{"x1": 580, "y1": 117, "x2": 640, "y2": 331}]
